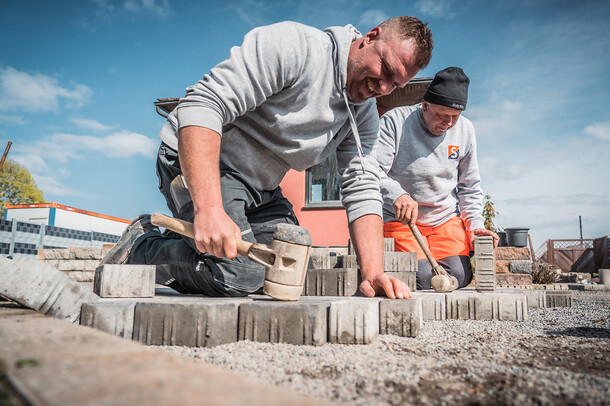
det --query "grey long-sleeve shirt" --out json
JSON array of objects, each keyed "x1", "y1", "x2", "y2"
[
  {"x1": 374, "y1": 103, "x2": 485, "y2": 231},
  {"x1": 158, "y1": 21, "x2": 382, "y2": 224}
]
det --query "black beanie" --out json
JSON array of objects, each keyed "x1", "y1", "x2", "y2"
[{"x1": 423, "y1": 67, "x2": 470, "y2": 111}]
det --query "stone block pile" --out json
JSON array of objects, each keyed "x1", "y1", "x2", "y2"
[
  {"x1": 37, "y1": 246, "x2": 111, "y2": 282},
  {"x1": 495, "y1": 246, "x2": 533, "y2": 287},
  {"x1": 304, "y1": 238, "x2": 417, "y2": 295}
]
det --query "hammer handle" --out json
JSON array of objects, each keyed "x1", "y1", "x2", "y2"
[
  {"x1": 407, "y1": 223, "x2": 448, "y2": 277},
  {"x1": 150, "y1": 213, "x2": 252, "y2": 256}
]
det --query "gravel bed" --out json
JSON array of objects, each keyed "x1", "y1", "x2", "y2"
[{"x1": 158, "y1": 291, "x2": 610, "y2": 405}]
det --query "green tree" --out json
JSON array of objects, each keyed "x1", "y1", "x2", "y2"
[
  {"x1": 483, "y1": 193, "x2": 499, "y2": 231},
  {"x1": 0, "y1": 160, "x2": 45, "y2": 217}
]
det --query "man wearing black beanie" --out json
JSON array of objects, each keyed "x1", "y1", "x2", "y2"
[{"x1": 374, "y1": 67, "x2": 499, "y2": 290}]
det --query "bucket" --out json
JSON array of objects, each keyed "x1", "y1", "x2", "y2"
[
  {"x1": 505, "y1": 227, "x2": 529, "y2": 247},
  {"x1": 599, "y1": 269, "x2": 610, "y2": 285},
  {"x1": 497, "y1": 231, "x2": 507, "y2": 247}
]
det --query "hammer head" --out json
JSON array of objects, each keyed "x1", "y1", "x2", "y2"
[{"x1": 262, "y1": 223, "x2": 312, "y2": 301}]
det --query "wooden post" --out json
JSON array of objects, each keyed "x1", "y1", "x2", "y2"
[{"x1": 0, "y1": 141, "x2": 12, "y2": 172}]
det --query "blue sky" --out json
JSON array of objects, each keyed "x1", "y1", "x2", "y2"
[{"x1": 0, "y1": 0, "x2": 608, "y2": 250}]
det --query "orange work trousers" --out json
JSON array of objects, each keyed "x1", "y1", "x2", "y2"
[{"x1": 383, "y1": 216, "x2": 472, "y2": 261}]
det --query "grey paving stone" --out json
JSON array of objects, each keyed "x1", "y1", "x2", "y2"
[
  {"x1": 94, "y1": 264, "x2": 155, "y2": 298},
  {"x1": 379, "y1": 297, "x2": 422, "y2": 337},
  {"x1": 446, "y1": 292, "x2": 528, "y2": 321},
  {"x1": 474, "y1": 236, "x2": 496, "y2": 292},
  {"x1": 348, "y1": 238, "x2": 395, "y2": 254},
  {"x1": 337, "y1": 254, "x2": 358, "y2": 270},
  {"x1": 546, "y1": 291, "x2": 573, "y2": 307},
  {"x1": 525, "y1": 291, "x2": 547, "y2": 309},
  {"x1": 0, "y1": 256, "x2": 98, "y2": 323},
  {"x1": 309, "y1": 250, "x2": 333, "y2": 270},
  {"x1": 238, "y1": 299, "x2": 328, "y2": 345},
  {"x1": 328, "y1": 298, "x2": 380, "y2": 344},
  {"x1": 69, "y1": 247, "x2": 104, "y2": 260},
  {"x1": 383, "y1": 251, "x2": 417, "y2": 272},
  {"x1": 412, "y1": 292, "x2": 446, "y2": 320},
  {"x1": 509, "y1": 260, "x2": 533, "y2": 274},
  {"x1": 38, "y1": 248, "x2": 70, "y2": 260},
  {"x1": 303, "y1": 268, "x2": 358, "y2": 296},
  {"x1": 80, "y1": 300, "x2": 136, "y2": 338},
  {"x1": 134, "y1": 301, "x2": 240, "y2": 347},
  {"x1": 385, "y1": 271, "x2": 417, "y2": 292}
]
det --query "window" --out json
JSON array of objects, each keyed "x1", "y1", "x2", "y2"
[{"x1": 305, "y1": 151, "x2": 343, "y2": 208}]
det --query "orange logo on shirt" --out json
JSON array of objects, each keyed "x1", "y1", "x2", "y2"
[{"x1": 448, "y1": 145, "x2": 459, "y2": 159}]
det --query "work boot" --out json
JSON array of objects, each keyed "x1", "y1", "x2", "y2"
[{"x1": 100, "y1": 214, "x2": 159, "y2": 265}]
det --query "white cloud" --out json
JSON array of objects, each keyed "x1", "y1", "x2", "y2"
[
  {"x1": 415, "y1": 0, "x2": 455, "y2": 18},
  {"x1": 584, "y1": 121, "x2": 610, "y2": 141},
  {"x1": 70, "y1": 118, "x2": 114, "y2": 132},
  {"x1": 12, "y1": 130, "x2": 158, "y2": 198},
  {"x1": 359, "y1": 10, "x2": 389, "y2": 30},
  {"x1": 124, "y1": 0, "x2": 170, "y2": 16},
  {"x1": 0, "y1": 67, "x2": 92, "y2": 113},
  {"x1": 0, "y1": 114, "x2": 26, "y2": 125}
]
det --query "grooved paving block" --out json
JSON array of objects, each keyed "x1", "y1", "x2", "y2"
[
  {"x1": 94, "y1": 264, "x2": 155, "y2": 298},
  {"x1": 546, "y1": 292, "x2": 573, "y2": 308},
  {"x1": 303, "y1": 268, "x2": 358, "y2": 296},
  {"x1": 475, "y1": 236, "x2": 496, "y2": 292},
  {"x1": 412, "y1": 292, "x2": 446, "y2": 320},
  {"x1": 0, "y1": 256, "x2": 99, "y2": 323},
  {"x1": 384, "y1": 238, "x2": 395, "y2": 252},
  {"x1": 81, "y1": 300, "x2": 136, "y2": 338},
  {"x1": 385, "y1": 271, "x2": 416, "y2": 292},
  {"x1": 64, "y1": 270, "x2": 95, "y2": 282},
  {"x1": 337, "y1": 254, "x2": 358, "y2": 270},
  {"x1": 379, "y1": 297, "x2": 422, "y2": 337},
  {"x1": 134, "y1": 301, "x2": 239, "y2": 347},
  {"x1": 446, "y1": 292, "x2": 528, "y2": 320},
  {"x1": 328, "y1": 298, "x2": 380, "y2": 344},
  {"x1": 238, "y1": 300, "x2": 328, "y2": 345},
  {"x1": 525, "y1": 291, "x2": 547, "y2": 309},
  {"x1": 383, "y1": 251, "x2": 417, "y2": 272},
  {"x1": 347, "y1": 238, "x2": 396, "y2": 255},
  {"x1": 309, "y1": 251, "x2": 333, "y2": 270}
]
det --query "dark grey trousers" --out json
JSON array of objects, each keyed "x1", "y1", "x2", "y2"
[
  {"x1": 416, "y1": 255, "x2": 473, "y2": 290},
  {"x1": 128, "y1": 143, "x2": 299, "y2": 296}
]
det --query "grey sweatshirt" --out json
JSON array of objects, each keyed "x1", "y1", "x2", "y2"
[
  {"x1": 374, "y1": 104, "x2": 485, "y2": 231},
  {"x1": 158, "y1": 22, "x2": 382, "y2": 224}
]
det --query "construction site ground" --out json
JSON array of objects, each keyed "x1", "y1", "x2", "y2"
[{"x1": 1, "y1": 285, "x2": 609, "y2": 406}]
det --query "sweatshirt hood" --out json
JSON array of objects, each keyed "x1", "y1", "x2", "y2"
[{"x1": 324, "y1": 24, "x2": 362, "y2": 100}]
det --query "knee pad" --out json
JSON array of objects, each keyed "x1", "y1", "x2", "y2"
[{"x1": 416, "y1": 259, "x2": 433, "y2": 290}]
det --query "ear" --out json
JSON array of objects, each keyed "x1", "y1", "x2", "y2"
[{"x1": 364, "y1": 27, "x2": 382, "y2": 44}]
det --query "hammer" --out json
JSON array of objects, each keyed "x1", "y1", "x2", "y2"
[
  {"x1": 407, "y1": 223, "x2": 458, "y2": 293},
  {"x1": 150, "y1": 213, "x2": 312, "y2": 301}
]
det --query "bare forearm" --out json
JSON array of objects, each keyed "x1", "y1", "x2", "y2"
[
  {"x1": 178, "y1": 126, "x2": 223, "y2": 213},
  {"x1": 349, "y1": 214, "x2": 384, "y2": 280}
]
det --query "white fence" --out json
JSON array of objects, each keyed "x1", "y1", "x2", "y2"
[{"x1": 0, "y1": 218, "x2": 119, "y2": 259}]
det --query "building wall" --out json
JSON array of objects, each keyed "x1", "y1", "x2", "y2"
[
  {"x1": 280, "y1": 170, "x2": 349, "y2": 247},
  {"x1": 4, "y1": 203, "x2": 129, "y2": 236}
]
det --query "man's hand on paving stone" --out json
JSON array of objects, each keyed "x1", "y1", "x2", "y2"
[
  {"x1": 360, "y1": 273, "x2": 412, "y2": 299},
  {"x1": 470, "y1": 228, "x2": 500, "y2": 248}
]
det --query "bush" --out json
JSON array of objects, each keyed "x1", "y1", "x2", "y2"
[{"x1": 531, "y1": 260, "x2": 559, "y2": 284}]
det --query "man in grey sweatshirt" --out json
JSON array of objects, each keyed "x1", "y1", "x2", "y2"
[
  {"x1": 375, "y1": 67, "x2": 498, "y2": 290},
  {"x1": 102, "y1": 17, "x2": 433, "y2": 299}
]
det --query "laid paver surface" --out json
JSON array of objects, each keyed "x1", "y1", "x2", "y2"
[{"x1": 0, "y1": 303, "x2": 329, "y2": 406}]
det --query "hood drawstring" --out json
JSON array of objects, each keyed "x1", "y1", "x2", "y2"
[{"x1": 342, "y1": 89, "x2": 366, "y2": 174}]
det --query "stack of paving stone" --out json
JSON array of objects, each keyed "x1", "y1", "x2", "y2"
[
  {"x1": 37, "y1": 246, "x2": 111, "y2": 282},
  {"x1": 495, "y1": 246, "x2": 533, "y2": 287},
  {"x1": 303, "y1": 238, "x2": 417, "y2": 296}
]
